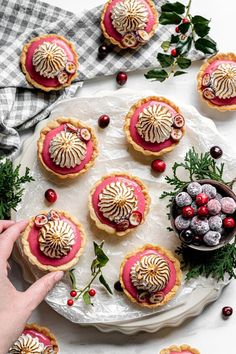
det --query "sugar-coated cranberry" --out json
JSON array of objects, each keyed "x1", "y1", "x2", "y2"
[
  {"x1": 116, "y1": 71, "x2": 128, "y2": 86},
  {"x1": 207, "y1": 199, "x2": 221, "y2": 215},
  {"x1": 187, "y1": 182, "x2": 202, "y2": 198},
  {"x1": 114, "y1": 281, "x2": 123, "y2": 292},
  {"x1": 196, "y1": 193, "x2": 209, "y2": 206},
  {"x1": 179, "y1": 229, "x2": 194, "y2": 244},
  {"x1": 98, "y1": 44, "x2": 109, "y2": 59},
  {"x1": 98, "y1": 114, "x2": 110, "y2": 128},
  {"x1": 174, "y1": 215, "x2": 190, "y2": 231},
  {"x1": 197, "y1": 206, "x2": 209, "y2": 217},
  {"x1": 210, "y1": 146, "x2": 223, "y2": 159},
  {"x1": 182, "y1": 206, "x2": 195, "y2": 218},
  {"x1": 45, "y1": 188, "x2": 57, "y2": 203},
  {"x1": 220, "y1": 197, "x2": 236, "y2": 214},
  {"x1": 89, "y1": 288, "x2": 96, "y2": 297},
  {"x1": 70, "y1": 290, "x2": 77, "y2": 298},
  {"x1": 175, "y1": 192, "x2": 192, "y2": 207},
  {"x1": 151, "y1": 159, "x2": 166, "y2": 173},
  {"x1": 209, "y1": 216, "x2": 222, "y2": 231},
  {"x1": 223, "y1": 217, "x2": 235, "y2": 229},
  {"x1": 190, "y1": 216, "x2": 210, "y2": 235},
  {"x1": 67, "y1": 299, "x2": 74, "y2": 306},
  {"x1": 222, "y1": 306, "x2": 233, "y2": 317},
  {"x1": 201, "y1": 184, "x2": 217, "y2": 199},
  {"x1": 171, "y1": 48, "x2": 177, "y2": 57},
  {"x1": 203, "y1": 231, "x2": 221, "y2": 246},
  {"x1": 116, "y1": 219, "x2": 130, "y2": 231}
]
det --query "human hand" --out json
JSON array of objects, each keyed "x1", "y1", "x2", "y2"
[{"x1": 0, "y1": 220, "x2": 64, "y2": 354}]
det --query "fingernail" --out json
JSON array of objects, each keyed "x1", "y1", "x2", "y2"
[{"x1": 53, "y1": 271, "x2": 64, "y2": 282}]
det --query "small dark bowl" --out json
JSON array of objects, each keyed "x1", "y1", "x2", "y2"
[{"x1": 170, "y1": 179, "x2": 236, "y2": 251}]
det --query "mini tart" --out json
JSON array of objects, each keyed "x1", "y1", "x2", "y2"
[
  {"x1": 124, "y1": 96, "x2": 185, "y2": 157},
  {"x1": 101, "y1": 0, "x2": 158, "y2": 49},
  {"x1": 20, "y1": 34, "x2": 78, "y2": 91},
  {"x1": 160, "y1": 344, "x2": 200, "y2": 354},
  {"x1": 21, "y1": 210, "x2": 86, "y2": 272},
  {"x1": 197, "y1": 53, "x2": 236, "y2": 111},
  {"x1": 37, "y1": 117, "x2": 98, "y2": 179},
  {"x1": 120, "y1": 244, "x2": 182, "y2": 308},
  {"x1": 89, "y1": 172, "x2": 150, "y2": 236},
  {"x1": 8, "y1": 323, "x2": 59, "y2": 353}
]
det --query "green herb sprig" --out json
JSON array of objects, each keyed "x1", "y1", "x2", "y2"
[
  {"x1": 69, "y1": 241, "x2": 113, "y2": 306},
  {"x1": 145, "y1": 0, "x2": 217, "y2": 82},
  {"x1": 0, "y1": 159, "x2": 34, "y2": 219}
]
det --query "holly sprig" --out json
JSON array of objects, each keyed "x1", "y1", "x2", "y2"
[
  {"x1": 145, "y1": 0, "x2": 217, "y2": 82},
  {"x1": 68, "y1": 241, "x2": 113, "y2": 306}
]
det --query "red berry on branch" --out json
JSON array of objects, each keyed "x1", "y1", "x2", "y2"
[
  {"x1": 182, "y1": 206, "x2": 195, "y2": 218},
  {"x1": 197, "y1": 206, "x2": 209, "y2": 217},
  {"x1": 223, "y1": 217, "x2": 235, "y2": 229},
  {"x1": 175, "y1": 26, "x2": 180, "y2": 33},
  {"x1": 98, "y1": 114, "x2": 110, "y2": 128},
  {"x1": 89, "y1": 288, "x2": 96, "y2": 297},
  {"x1": 171, "y1": 48, "x2": 177, "y2": 57},
  {"x1": 182, "y1": 18, "x2": 189, "y2": 24},
  {"x1": 196, "y1": 193, "x2": 209, "y2": 206},
  {"x1": 222, "y1": 306, "x2": 233, "y2": 317},
  {"x1": 151, "y1": 159, "x2": 166, "y2": 173},
  {"x1": 116, "y1": 71, "x2": 128, "y2": 86},
  {"x1": 67, "y1": 299, "x2": 74, "y2": 306},
  {"x1": 45, "y1": 189, "x2": 57, "y2": 203},
  {"x1": 70, "y1": 290, "x2": 77, "y2": 298}
]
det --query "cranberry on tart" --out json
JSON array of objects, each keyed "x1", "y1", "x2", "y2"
[
  {"x1": 89, "y1": 172, "x2": 150, "y2": 236},
  {"x1": 37, "y1": 117, "x2": 98, "y2": 179},
  {"x1": 101, "y1": 0, "x2": 158, "y2": 49},
  {"x1": 7, "y1": 323, "x2": 59, "y2": 354},
  {"x1": 21, "y1": 210, "x2": 86, "y2": 272},
  {"x1": 20, "y1": 34, "x2": 78, "y2": 91},
  {"x1": 124, "y1": 96, "x2": 185, "y2": 157},
  {"x1": 120, "y1": 244, "x2": 182, "y2": 308},
  {"x1": 197, "y1": 53, "x2": 236, "y2": 111},
  {"x1": 160, "y1": 344, "x2": 200, "y2": 354}
]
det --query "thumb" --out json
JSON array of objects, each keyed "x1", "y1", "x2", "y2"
[{"x1": 24, "y1": 271, "x2": 64, "y2": 311}]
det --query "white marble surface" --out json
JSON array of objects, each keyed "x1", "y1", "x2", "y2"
[{"x1": 11, "y1": 0, "x2": 236, "y2": 353}]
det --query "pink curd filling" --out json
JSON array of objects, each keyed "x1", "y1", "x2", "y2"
[
  {"x1": 23, "y1": 329, "x2": 51, "y2": 347},
  {"x1": 25, "y1": 35, "x2": 76, "y2": 88},
  {"x1": 202, "y1": 60, "x2": 236, "y2": 106},
  {"x1": 92, "y1": 175, "x2": 147, "y2": 229},
  {"x1": 28, "y1": 216, "x2": 82, "y2": 266},
  {"x1": 103, "y1": 0, "x2": 156, "y2": 46},
  {"x1": 42, "y1": 124, "x2": 94, "y2": 175},
  {"x1": 122, "y1": 248, "x2": 177, "y2": 303},
  {"x1": 129, "y1": 100, "x2": 177, "y2": 152}
]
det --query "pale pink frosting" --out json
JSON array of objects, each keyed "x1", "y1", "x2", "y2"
[
  {"x1": 170, "y1": 351, "x2": 193, "y2": 354},
  {"x1": 92, "y1": 175, "x2": 146, "y2": 229},
  {"x1": 42, "y1": 124, "x2": 94, "y2": 175},
  {"x1": 27, "y1": 216, "x2": 82, "y2": 266},
  {"x1": 122, "y1": 248, "x2": 177, "y2": 303},
  {"x1": 202, "y1": 59, "x2": 236, "y2": 106},
  {"x1": 23, "y1": 329, "x2": 51, "y2": 347},
  {"x1": 129, "y1": 100, "x2": 177, "y2": 152},
  {"x1": 25, "y1": 35, "x2": 76, "y2": 88},
  {"x1": 103, "y1": 0, "x2": 156, "y2": 46}
]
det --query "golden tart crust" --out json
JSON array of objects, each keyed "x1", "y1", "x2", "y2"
[
  {"x1": 160, "y1": 344, "x2": 200, "y2": 354},
  {"x1": 20, "y1": 34, "x2": 78, "y2": 92},
  {"x1": 37, "y1": 117, "x2": 99, "y2": 179},
  {"x1": 197, "y1": 52, "x2": 236, "y2": 111},
  {"x1": 89, "y1": 172, "x2": 151, "y2": 236},
  {"x1": 24, "y1": 323, "x2": 59, "y2": 353},
  {"x1": 21, "y1": 210, "x2": 86, "y2": 272},
  {"x1": 124, "y1": 96, "x2": 185, "y2": 157},
  {"x1": 100, "y1": 0, "x2": 158, "y2": 49},
  {"x1": 119, "y1": 244, "x2": 182, "y2": 308}
]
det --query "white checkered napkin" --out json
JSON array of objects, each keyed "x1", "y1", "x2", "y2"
[{"x1": 0, "y1": 0, "x2": 204, "y2": 157}]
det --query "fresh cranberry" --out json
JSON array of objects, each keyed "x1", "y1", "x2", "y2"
[
  {"x1": 67, "y1": 299, "x2": 74, "y2": 306},
  {"x1": 70, "y1": 290, "x2": 77, "y2": 298},
  {"x1": 116, "y1": 219, "x2": 129, "y2": 231},
  {"x1": 222, "y1": 306, "x2": 233, "y2": 317},
  {"x1": 175, "y1": 26, "x2": 180, "y2": 33},
  {"x1": 192, "y1": 235, "x2": 203, "y2": 246},
  {"x1": 89, "y1": 289, "x2": 96, "y2": 297},
  {"x1": 179, "y1": 229, "x2": 194, "y2": 244},
  {"x1": 98, "y1": 44, "x2": 109, "y2": 59},
  {"x1": 45, "y1": 189, "x2": 57, "y2": 203},
  {"x1": 196, "y1": 193, "x2": 209, "y2": 206},
  {"x1": 114, "y1": 281, "x2": 123, "y2": 292},
  {"x1": 182, "y1": 206, "x2": 195, "y2": 218},
  {"x1": 182, "y1": 18, "x2": 189, "y2": 24},
  {"x1": 116, "y1": 71, "x2": 128, "y2": 86},
  {"x1": 151, "y1": 159, "x2": 166, "y2": 173},
  {"x1": 98, "y1": 114, "x2": 110, "y2": 128},
  {"x1": 223, "y1": 217, "x2": 235, "y2": 229},
  {"x1": 210, "y1": 146, "x2": 223, "y2": 159},
  {"x1": 197, "y1": 206, "x2": 209, "y2": 217},
  {"x1": 171, "y1": 48, "x2": 177, "y2": 57}
]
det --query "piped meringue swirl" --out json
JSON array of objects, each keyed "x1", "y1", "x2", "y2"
[
  {"x1": 130, "y1": 254, "x2": 170, "y2": 293},
  {"x1": 49, "y1": 131, "x2": 87, "y2": 168},
  {"x1": 8, "y1": 333, "x2": 45, "y2": 354},
  {"x1": 211, "y1": 63, "x2": 236, "y2": 99},
  {"x1": 39, "y1": 220, "x2": 75, "y2": 258},
  {"x1": 32, "y1": 42, "x2": 67, "y2": 78},
  {"x1": 111, "y1": 0, "x2": 148, "y2": 35},
  {"x1": 98, "y1": 181, "x2": 137, "y2": 222},
  {"x1": 136, "y1": 104, "x2": 173, "y2": 143}
]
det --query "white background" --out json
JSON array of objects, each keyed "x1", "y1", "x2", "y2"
[{"x1": 11, "y1": 0, "x2": 236, "y2": 353}]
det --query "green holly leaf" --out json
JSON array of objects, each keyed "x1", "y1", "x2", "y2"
[
  {"x1": 157, "y1": 53, "x2": 174, "y2": 68},
  {"x1": 83, "y1": 290, "x2": 92, "y2": 305},
  {"x1": 145, "y1": 69, "x2": 168, "y2": 82},
  {"x1": 195, "y1": 37, "x2": 217, "y2": 54},
  {"x1": 194, "y1": 23, "x2": 210, "y2": 37},
  {"x1": 192, "y1": 15, "x2": 210, "y2": 25},
  {"x1": 170, "y1": 34, "x2": 180, "y2": 44},
  {"x1": 93, "y1": 241, "x2": 109, "y2": 267},
  {"x1": 69, "y1": 269, "x2": 77, "y2": 289},
  {"x1": 91, "y1": 258, "x2": 100, "y2": 275},
  {"x1": 161, "y1": 1, "x2": 185, "y2": 14},
  {"x1": 176, "y1": 57, "x2": 191, "y2": 69},
  {"x1": 174, "y1": 70, "x2": 187, "y2": 76},
  {"x1": 161, "y1": 40, "x2": 171, "y2": 52},
  {"x1": 159, "y1": 12, "x2": 182, "y2": 25},
  {"x1": 178, "y1": 22, "x2": 190, "y2": 34},
  {"x1": 176, "y1": 36, "x2": 192, "y2": 55},
  {"x1": 99, "y1": 274, "x2": 113, "y2": 295}
]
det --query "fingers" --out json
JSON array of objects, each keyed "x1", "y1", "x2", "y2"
[
  {"x1": 24, "y1": 271, "x2": 64, "y2": 311},
  {"x1": 0, "y1": 220, "x2": 15, "y2": 233}
]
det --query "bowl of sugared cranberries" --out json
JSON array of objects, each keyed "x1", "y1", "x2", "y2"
[{"x1": 170, "y1": 179, "x2": 236, "y2": 251}]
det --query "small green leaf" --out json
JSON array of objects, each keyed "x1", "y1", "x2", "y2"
[
  {"x1": 170, "y1": 34, "x2": 180, "y2": 44},
  {"x1": 93, "y1": 241, "x2": 109, "y2": 267},
  {"x1": 157, "y1": 53, "x2": 174, "y2": 68},
  {"x1": 91, "y1": 258, "x2": 100, "y2": 275},
  {"x1": 176, "y1": 36, "x2": 192, "y2": 55},
  {"x1": 192, "y1": 15, "x2": 210, "y2": 25},
  {"x1": 145, "y1": 69, "x2": 168, "y2": 82},
  {"x1": 161, "y1": 1, "x2": 185, "y2": 14},
  {"x1": 83, "y1": 291, "x2": 92, "y2": 305},
  {"x1": 195, "y1": 37, "x2": 217, "y2": 54},
  {"x1": 177, "y1": 57, "x2": 191, "y2": 69},
  {"x1": 161, "y1": 40, "x2": 170, "y2": 52},
  {"x1": 174, "y1": 70, "x2": 187, "y2": 76},
  {"x1": 178, "y1": 22, "x2": 190, "y2": 34},
  {"x1": 194, "y1": 23, "x2": 210, "y2": 37},
  {"x1": 69, "y1": 269, "x2": 77, "y2": 289},
  {"x1": 159, "y1": 12, "x2": 182, "y2": 25},
  {"x1": 99, "y1": 274, "x2": 113, "y2": 295}
]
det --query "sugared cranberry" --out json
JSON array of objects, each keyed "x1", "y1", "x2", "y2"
[
  {"x1": 196, "y1": 193, "x2": 209, "y2": 206},
  {"x1": 70, "y1": 290, "x2": 77, "y2": 298},
  {"x1": 182, "y1": 206, "x2": 195, "y2": 218},
  {"x1": 171, "y1": 48, "x2": 177, "y2": 57},
  {"x1": 151, "y1": 159, "x2": 166, "y2": 173},
  {"x1": 197, "y1": 206, "x2": 209, "y2": 217},
  {"x1": 179, "y1": 229, "x2": 194, "y2": 244},
  {"x1": 116, "y1": 71, "x2": 128, "y2": 86},
  {"x1": 89, "y1": 288, "x2": 96, "y2": 297},
  {"x1": 98, "y1": 44, "x2": 109, "y2": 59},
  {"x1": 182, "y1": 18, "x2": 189, "y2": 24},
  {"x1": 223, "y1": 217, "x2": 235, "y2": 229},
  {"x1": 175, "y1": 26, "x2": 180, "y2": 33},
  {"x1": 98, "y1": 114, "x2": 110, "y2": 128},
  {"x1": 114, "y1": 281, "x2": 123, "y2": 292},
  {"x1": 210, "y1": 146, "x2": 223, "y2": 159},
  {"x1": 222, "y1": 306, "x2": 233, "y2": 317},
  {"x1": 45, "y1": 189, "x2": 57, "y2": 203},
  {"x1": 67, "y1": 299, "x2": 74, "y2": 306},
  {"x1": 116, "y1": 219, "x2": 129, "y2": 231}
]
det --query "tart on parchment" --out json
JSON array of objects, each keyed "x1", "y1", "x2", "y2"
[
  {"x1": 37, "y1": 117, "x2": 98, "y2": 179},
  {"x1": 21, "y1": 34, "x2": 78, "y2": 91},
  {"x1": 101, "y1": 0, "x2": 158, "y2": 49},
  {"x1": 89, "y1": 172, "x2": 150, "y2": 236},
  {"x1": 7, "y1": 323, "x2": 59, "y2": 354},
  {"x1": 120, "y1": 244, "x2": 182, "y2": 308},
  {"x1": 21, "y1": 210, "x2": 86, "y2": 272},
  {"x1": 197, "y1": 53, "x2": 236, "y2": 111},
  {"x1": 160, "y1": 344, "x2": 200, "y2": 354},
  {"x1": 124, "y1": 96, "x2": 185, "y2": 157}
]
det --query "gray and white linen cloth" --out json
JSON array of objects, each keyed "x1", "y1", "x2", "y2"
[{"x1": 0, "y1": 0, "x2": 204, "y2": 157}]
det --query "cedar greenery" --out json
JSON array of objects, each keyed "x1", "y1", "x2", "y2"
[{"x1": 145, "y1": 0, "x2": 217, "y2": 82}]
